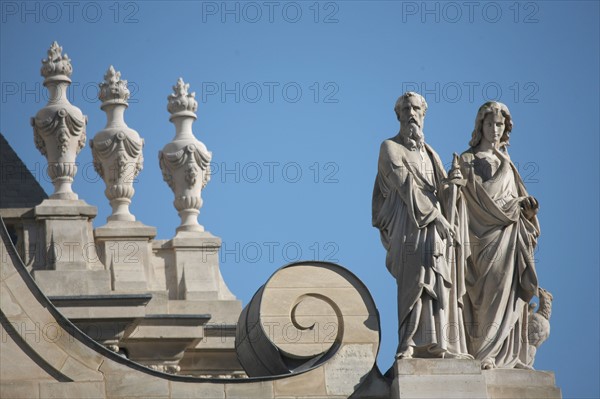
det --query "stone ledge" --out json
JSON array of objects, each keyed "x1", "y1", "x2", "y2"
[
  {"x1": 94, "y1": 221, "x2": 157, "y2": 239},
  {"x1": 50, "y1": 293, "x2": 152, "y2": 320},
  {"x1": 34, "y1": 199, "x2": 97, "y2": 218},
  {"x1": 0, "y1": 207, "x2": 36, "y2": 219},
  {"x1": 164, "y1": 231, "x2": 222, "y2": 248}
]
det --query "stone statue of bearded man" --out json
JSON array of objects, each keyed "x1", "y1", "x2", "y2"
[{"x1": 372, "y1": 92, "x2": 471, "y2": 359}]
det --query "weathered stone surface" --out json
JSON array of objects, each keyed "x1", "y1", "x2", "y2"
[
  {"x1": 0, "y1": 321, "x2": 55, "y2": 382},
  {"x1": 169, "y1": 381, "x2": 225, "y2": 399},
  {"x1": 395, "y1": 359, "x2": 482, "y2": 375},
  {"x1": 394, "y1": 374, "x2": 489, "y2": 399},
  {"x1": 162, "y1": 231, "x2": 235, "y2": 301},
  {"x1": 39, "y1": 382, "x2": 105, "y2": 399},
  {"x1": 483, "y1": 368, "x2": 557, "y2": 386},
  {"x1": 104, "y1": 371, "x2": 170, "y2": 398},
  {"x1": 274, "y1": 368, "x2": 327, "y2": 397},
  {"x1": 34, "y1": 203, "x2": 103, "y2": 271},
  {"x1": 486, "y1": 385, "x2": 562, "y2": 399},
  {"x1": 33, "y1": 270, "x2": 111, "y2": 295},
  {"x1": 325, "y1": 344, "x2": 376, "y2": 396},
  {"x1": 0, "y1": 243, "x2": 19, "y2": 282},
  {"x1": 225, "y1": 381, "x2": 274, "y2": 399},
  {"x1": 0, "y1": 382, "x2": 40, "y2": 398},
  {"x1": 1, "y1": 279, "x2": 25, "y2": 318},
  {"x1": 34, "y1": 199, "x2": 97, "y2": 218},
  {"x1": 94, "y1": 222, "x2": 157, "y2": 239},
  {"x1": 483, "y1": 369, "x2": 561, "y2": 399},
  {"x1": 179, "y1": 348, "x2": 241, "y2": 376},
  {"x1": 59, "y1": 357, "x2": 104, "y2": 381},
  {"x1": 391, "y1": 359, "x2": 488, "y2": 399},
  {"x1": 2, "y1": 313, "x2": 70, "y2": 373},
  {"x1": 94, "y1": 222, "x2": 156, "y2": 292},
  {"x1": 391, "y1": 359, "x2": 562, "y2": 399}
]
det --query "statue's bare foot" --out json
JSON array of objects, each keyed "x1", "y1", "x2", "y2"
[{"x1": 481, "y1": 358, "x2": 495, "y2": 370}]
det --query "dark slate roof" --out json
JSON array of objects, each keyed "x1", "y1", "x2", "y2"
[{"x1": 0, "y1": 132, "x2": 48, "y2": 208}]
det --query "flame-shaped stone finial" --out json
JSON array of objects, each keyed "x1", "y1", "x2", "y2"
[
  {"x1": 167, "y1": 78, "x2": 198, "y2": 120},
  {"x1": 41, "y1": 41, "x2": 73, "y2": 84},
  {"x1": 99, "y1": 65, "x2": 130, "y2": 107}
]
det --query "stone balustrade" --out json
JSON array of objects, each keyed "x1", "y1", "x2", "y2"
[{"x1": 15, "y1": 41, "x2": 242, "y2": 376}]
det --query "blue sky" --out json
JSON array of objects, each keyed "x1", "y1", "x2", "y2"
[{"x1": 1, "y1": 1, "x2": 598, "y2": 397}]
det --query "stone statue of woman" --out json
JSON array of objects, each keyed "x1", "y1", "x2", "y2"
[{"x1": 459, "y1": 101, "x2": 540, "y2": 369}]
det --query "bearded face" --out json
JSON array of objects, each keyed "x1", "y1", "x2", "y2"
[{"x1": 398, "y1": 95, "x2": 425, "y2": 148}]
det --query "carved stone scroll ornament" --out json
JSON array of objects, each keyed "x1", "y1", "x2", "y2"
[
  {"x1": 31, "y1": 41, "x2": 87, "y2": 200},
  {"x1": 159, "y1": 78, "x2": 211, "y2": 233},
  {"x1": 236, "y1": 261, "x2": 382, "y2": 397},
  {"x1": 90, "y1": 66, "x2": 144, "y2": 222}
]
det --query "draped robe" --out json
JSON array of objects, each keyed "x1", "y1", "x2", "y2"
[
  {"x1": 460, "y1": 149, "x2": 539, "y2": 368},
  {"x1": 372, "y1": 137, "x2": 469, "y2": 357}
]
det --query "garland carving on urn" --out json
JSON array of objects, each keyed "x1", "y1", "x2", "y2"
[
  {"x1": 159, "y1": 78, "x2": 212, "y2": 233},
  {"x1": 31, "y1": 41, "x2": 87, "y2": 200}
]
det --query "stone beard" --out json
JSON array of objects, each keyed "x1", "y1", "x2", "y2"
[{"x1": 399, "y1": 122, "x2": 425, "y2": 150}]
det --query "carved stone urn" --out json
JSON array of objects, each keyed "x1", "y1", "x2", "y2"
[
  {"x1": 90, "y1": 66, "x2": 144, "y2": 222},
  {"x1": 31, "y1": 41, "x2": 87, "y2": 200},
  {"x1": 159, "y1": 78, "x2": 211, "y2": 233}
]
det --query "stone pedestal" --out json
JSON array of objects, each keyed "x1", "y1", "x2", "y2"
[
  {"x1": 32, "y1": 199, "x2": 110, "y2": 295},
  {"x1": 94, "y1": 221, "x2": 156, "y2": 292},
  {"x1": 34, "y1": 199, "x2": 100, "y2": 270},
  {"x1": 483, "y1": 369, "x2": 562, "y2": 399},
  {"x1": 162, "y1": 231, "x2": 236, "y2": 301},
  {"x1": 391, "y1": 359, "x2": 561, "y2": 399}
]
